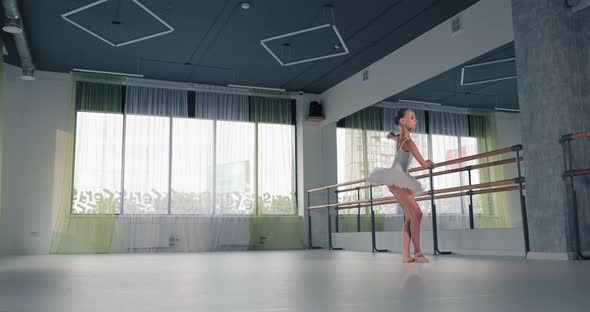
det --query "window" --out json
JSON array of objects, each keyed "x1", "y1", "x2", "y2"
[
  {"x1": 431, "y1": 134, "x2": 463, "y2": 215},
  {"x1": 215, "y1": 121, "x2": 256, "y2": 215},
  {"x1": 258, "y1": 123, "x2": 296, "y2": 215},
  {"x1": 72, "y1": 112, "x2": 123, "y2": 214},
  {"x1": 171, "y1": 118, "x2": 214, "y2": 214},
  {"x1": 123, "y1": 114, "x2": 170, "y2": 214},
  {"x1": 71, "y1": 86, "x2": 296, "y2": 216}
]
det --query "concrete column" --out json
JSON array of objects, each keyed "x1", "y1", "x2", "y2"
[{"x1": 512, "y1": 0, "x2": 589, "y2": 258}]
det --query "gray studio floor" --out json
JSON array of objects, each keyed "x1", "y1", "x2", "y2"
[{"x1": 1, "y1": 250, "x2": 589, "y2": 312}]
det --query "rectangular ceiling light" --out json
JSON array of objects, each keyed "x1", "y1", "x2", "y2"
[
  {"x1": 61, "y1": 0, "x2": 174, "y2": 47},
  {"x1": 398, "y1": 99, "x2": 442, "y2": 106},
  {"x1": 260, "y1": 23, "x2": 349, "y2": 66},
  {"x1": 228, "y1": 84, "x2": 286, "y2": 92},
  {"x1": 73, "y1": 68, "x2": 144, "y2": 77},
  {"x1": 494, "y1": 107, "x2": 520, "y2": 113},
  {"x1": 460, "y1": 57, "x2": 516, "y2": 86}
]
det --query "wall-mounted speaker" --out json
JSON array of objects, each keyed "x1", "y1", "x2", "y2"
[{"x1": 308, "y1": 101, "x2": 325, "y2": 121}]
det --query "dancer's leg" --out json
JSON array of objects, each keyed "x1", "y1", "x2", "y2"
[
  {"x1": 390, "y1": 187, "x2": 428, "y2": 262},
  {"x1": 387, "y1": 185, "x2": 413, "y2": 263}
]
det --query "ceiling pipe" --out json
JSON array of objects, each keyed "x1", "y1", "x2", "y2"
[{"x1": 2, "y1": 0, "x2": 35, "y2": 80}]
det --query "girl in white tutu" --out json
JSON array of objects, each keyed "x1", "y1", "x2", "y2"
[{"x1": 367, "y1": 109, "x2": 435, "y2": 263}]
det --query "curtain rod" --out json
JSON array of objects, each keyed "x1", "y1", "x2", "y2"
[
  {"x1": 72, "y1": 73, "x2": 301, "y2": 100},
  {"x1": 123, "y1": 77, "x2": 299, "y2": 99},
  {"x1": 376, "y1": 100, "x2": 496, "y2": 116}
]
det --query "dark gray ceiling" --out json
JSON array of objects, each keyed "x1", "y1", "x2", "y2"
[
  {"x1": 2, "y1": 0, "x2": 479, "y2": 93},
  {"x1": 389, "y1": 42, "x2": 519, "y2": 110}
]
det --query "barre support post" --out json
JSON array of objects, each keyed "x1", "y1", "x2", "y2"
[
  {"x1": 327, "y1": 187, "x2": 343, "y2": 250},
  {"x1": 429, "y1": 167, "x2": 453, "y2": 255},
  {"x1": 515, "y1": 148, "x2": 530, "y2": 255},
  {"x1": 370, "y1": 185, "x2": 388, "y2": 252}
]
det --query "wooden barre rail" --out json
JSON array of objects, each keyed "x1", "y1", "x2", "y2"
[
  {"x1": 565, "y1": 168, "x2": 590, "y2": 177},
  {"x1": 307, "y1": 145, "x2": 522, "y2": 193},
  {"x1": 429, "y1": 146, "x2": 519, "y2": 169},
  {"x1": 572, "y1": 131, "x2": 590, "y2": 140},
  {"x1": 562, "y1": 130, "x2": 590, "y2": 141},
  {"x1": 333, "y1": 185, "x2": 523, "y2": 210},
  {"x1": 307, "y1": 178, "x2": 522, "y2": 210},
  {"x1": 307, "y1": 179, "x2": 366, "y2": 193},
  {"x1": 413, "y1": 157, "x2": 522, "y2": 180},
  {"x1": 336, "y1": 157, "x2": 523, "y2": 193}
]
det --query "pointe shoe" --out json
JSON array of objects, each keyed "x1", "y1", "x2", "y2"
[
  {"x1": 413, "y1": 252, "x2": 429, "y2": 263},
  {"x1": 402, "y1": 256, "x2": 415, "y2": 263}
]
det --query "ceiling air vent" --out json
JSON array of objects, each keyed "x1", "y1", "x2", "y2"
[
  {"x1": 451, "y1": 15, "x2": 462, "y2": 34},
  {"x1": 362, "y1": 70, "x2": 369, "y2": 82}
]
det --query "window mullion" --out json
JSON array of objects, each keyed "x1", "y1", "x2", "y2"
[
  {"x1": 168, "y1": 115, "x2": 173, "y2": 215},
  {"x1": 120, "y1": 113, "x2": 127, "y2": 215},
  {"x1": 254, "y1": 122, "x2": 259, "y2": 216},
  {"x1": 457, "y1": 135, "x2": 465, "y2": 216},
  {"x1": 212, "y1": 120, "x2": 217, "y2": 215},
  {"x1": 362, "y1": 129, "x2": 370, "y2": 215}
]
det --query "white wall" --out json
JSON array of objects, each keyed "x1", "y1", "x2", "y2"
[
  {"x1": 1, "y1": 64, "x2": 71, "y2": 255},
  {"x1": 320, "y1": 0, "x2": 515, "y2": 125},
  {"x1": 296, "y1": 94, "x2": 330, "y2": 248}
]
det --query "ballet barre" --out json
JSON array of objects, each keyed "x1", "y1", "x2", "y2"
[
  {"x1": 306, "y1": 144, "x2": 529, "y2": 256},
  {"x1": 336, "y1": 157, "x2": 523, "y2": 193},
  {"x1": 314, "y1": 180, "x2": 524, "y2": 210},
  {"x1": 561, "y1": 130, "x2": 590, "y2": 259}
]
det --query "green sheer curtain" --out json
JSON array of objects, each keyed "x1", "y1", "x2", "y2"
[
  {"x1": 76, "y1": 81, "x2": 122, "y2": 113},
  {"x1": 249, "y1": 96, "x2": 294, "y2": 124},
  {"x1": 469, "y1": 113, "x2": 508, "y2": 227},
  {"x1": 247, "y1": 96, "x2": 304, "y2": 250},
  {"x1": 0, "y1": 41, "x2": 3, "y2": 219},
  {"x1": 338, "y1": 107, "x2": 385, "y2": 231},
  {"x1": 50, "y1": 74, "x2": 123, "y2": 253}
]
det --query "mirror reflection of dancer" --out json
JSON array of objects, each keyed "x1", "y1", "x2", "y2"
[{"x1": 367, "y1": 109, "x2": 435, "y2": 263}]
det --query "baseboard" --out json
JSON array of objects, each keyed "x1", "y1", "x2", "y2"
[
  {"x1": 451, "y1": 249, "x2": 526, "y2": 257},
  {"x1": 526, "y1": 252, "x2": 572, "y2": 261}
]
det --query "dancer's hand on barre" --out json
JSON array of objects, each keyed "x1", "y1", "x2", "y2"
[
  {"x1": 425, "y1": 160, "x2": 435, "y2": 168},
  {"x1": 386, "y1": 132, "x2": 399, "y2": 141}
]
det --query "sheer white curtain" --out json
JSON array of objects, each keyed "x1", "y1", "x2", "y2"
[
  {"x1": 336, "y1": 108, "x2": 381, "y2": 216},
  {"x1": 123, "y1": 86, "x2": 187, "y2": 214},
  {"x1": 72, "y1": 112, "x2": 123, "y2": 214},
  {"x1": 258, "y1": 123, "x2": 296, "y2": 215},
  {"x1": 215, "y1": 120, "x2": 256, "y2": 214},
  {"x1": 71, "y1": 86, "x2": 299, "y2": 252},
  {"x1": 171, "y1": 118, "x2": 214, "y2": 214},
  {"x1": 115, "y1": 86, "x2": 185, "y2": 251},
  {"x1": 115, "y1": 89, "x2": 255, "y2": 252},
  {"x1": 123, "y1": 115, "x2": 170, "y2": 214},
  {"x1": 71, "y1": 80, "x2": 124, "y2": 215},
  {"x1": 429, "y1": 111, "x2": 470, "y2": 229}
]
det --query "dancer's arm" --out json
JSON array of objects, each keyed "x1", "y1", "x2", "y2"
[{"x1": 403, "y1": 140, "x2": 435, "y2": 169}]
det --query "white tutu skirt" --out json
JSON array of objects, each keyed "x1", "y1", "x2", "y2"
[{"x1": 367, "y1": 167, "x2": 424, "y2": 195}]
